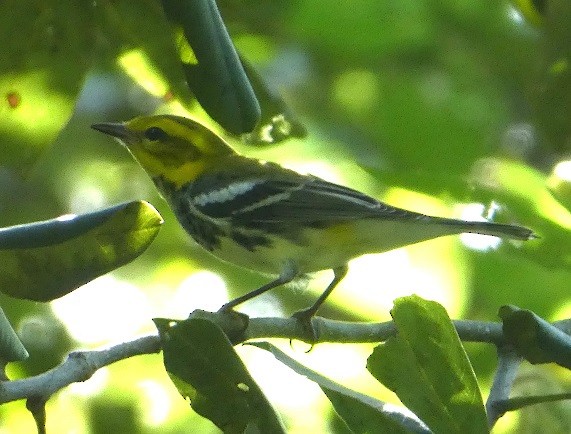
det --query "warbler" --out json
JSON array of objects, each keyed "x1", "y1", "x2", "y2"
[{"x1": 92, "y1": 115, "x2": 535, "y2": 329}]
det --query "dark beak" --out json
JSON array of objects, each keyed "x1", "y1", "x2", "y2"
[{"x1": 91, "y1": 122, "x2": 131, "y2": 141}]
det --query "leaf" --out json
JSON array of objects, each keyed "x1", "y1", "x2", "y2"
[
  {"x1": 249, "y1": 341, "x2": 429, "y2": 434},
  {"x1": 0, "y1": 0, "x2": 95, "y2": 172},
  {"x1": 0, "y1": 201, "x2": 162, "y2": 302},
  {"x1": 154, "y1": 317, "x2": 284, "y2": 433},
  {"x1": 101, "y1": 0, "x2": 193, "y2": 104},
  {"x1": 0, "y1": 306, "x2": 28, "y2": 362},
  {"x1": 367, "y1": 295, "x2": 488, "y2": 434},
  {"x1": 160, "y1": 0, "x2": 260, "y2": 134},
  {"x1": 499, "y1": 305, "x2": 571, "y2": 368}
]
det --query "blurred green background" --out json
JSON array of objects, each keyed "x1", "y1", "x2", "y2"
[{"x1": 1, "y1": 0, "x2": 570, "y2": 432}]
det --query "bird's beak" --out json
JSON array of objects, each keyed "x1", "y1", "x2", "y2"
[{"x1": 91, "y1": 122, "x2": 136, "y2": 144}]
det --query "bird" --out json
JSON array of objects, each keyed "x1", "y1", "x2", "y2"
[{"x1": 92, "y1": 114, "x2": 535, "y2": 335}]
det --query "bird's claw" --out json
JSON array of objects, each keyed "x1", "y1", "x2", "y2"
[{"x1": 291, "y1": 308, "x2": 320, "y2": 349}]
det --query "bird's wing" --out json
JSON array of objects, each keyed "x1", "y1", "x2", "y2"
[
  {"x1": 239, "y1": 177, "x2": 420, "y2": 223},
  {"x1": 188, "y1": 160, "x2": 426, "y2": 225}
]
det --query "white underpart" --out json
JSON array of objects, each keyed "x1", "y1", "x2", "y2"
[{"x1": 193, "y1": 180, "x2": 261, "y2": 206}]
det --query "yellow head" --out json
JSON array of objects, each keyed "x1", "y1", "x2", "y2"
[{"x1": 92, "y1": 115, "x2": 235, "y2": 188}]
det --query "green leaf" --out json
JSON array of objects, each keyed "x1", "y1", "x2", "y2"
[
  {"x1": 499, "y1": 305, "x2": 571, "y2": 368},
  {"x1": 154, "y1": 317, "x2": 284, "y2": 433},
  {"x1": 0, "y1": 306, "x2": 28, "y2": 362},
  {"x1": 0, "y1": 201, "x2": 162, "y2": 302},
  {"x1": 249, "y1": 341, "x2": 429, "y2": 434},
  {"x1": 100, "y1": 0, "x2": 194, "y2": 105},
  {"x1": 0, "y1": 0, "x2": 94, "y2": 172},
  {"x1": 160, "y1": 0, "x2": 260, "y2": 134},
  {"x1": 367, "y1": 295, "x2": 488, "y2": 434}
]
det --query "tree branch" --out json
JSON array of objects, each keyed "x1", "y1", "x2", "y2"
[
  {"x1": 1, "y1": 313, "x2": 569, "y2": 412},
  {"x1": 486, "y1": 345, "x2": 523, "y2": 427},
  {"x1": 241, "y1": 315, "x2": 506, "y2": 344},
  {"x1": 0, "y1": 335, "x2": 160, "y2": 404}
]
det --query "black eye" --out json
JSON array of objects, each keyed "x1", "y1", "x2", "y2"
[{"x1": 144, "y1": 126, "x2": 167, "y2": 141}]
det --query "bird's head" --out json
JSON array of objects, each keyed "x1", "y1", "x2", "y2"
[{"x1": 92, "y1": 115, "x2": 235, "y2": 188}]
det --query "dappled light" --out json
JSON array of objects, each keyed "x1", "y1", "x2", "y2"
[
  {"x1": 51, "y1": 276, "x2": 153, "y2": 344},
  {"x1": 168, "y1": 271, "x2": 228, "y2": 315},
  {"x1": 119, "y1": 50, "x2": 170, "y2": 98},
  {"x1": 458, "y1": 203, "x2": 504, "y2": 251}
]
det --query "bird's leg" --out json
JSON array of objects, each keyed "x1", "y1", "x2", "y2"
[
  {"x1": 292, "y1": 265, "x2": 349, "y2": 342},
  {"x1": 217, "y1": 272, "x2": 297, "y2": 343},
  {"x1": 219, "y1": 263, "x2": 298, "y2": 311}
]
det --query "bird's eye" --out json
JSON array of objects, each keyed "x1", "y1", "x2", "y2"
[{"x1": 144, "y1": 126, "x2": 167, "y2": 141}]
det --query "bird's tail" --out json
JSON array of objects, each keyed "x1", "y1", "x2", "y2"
[{"x1": 445, "y1": 219, "x2": 537, "y2": 240}]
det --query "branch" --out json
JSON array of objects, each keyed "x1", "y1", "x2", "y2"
[
  {"x1": 0, "y1": 335, "x2": 160, "y2": 404},
  {"x1": 228, "y1": 314, "x2": 506, "y2": 345},
  {"x1": 492, "y1": 392, "x2": 571, "y2": 413},
  {"x1": 485, "y1": 345, "x2": 523, "y2": 427},
  {"x1": 1, "y1": 313, "x2": 569, "y2": 411},
  {"x1": 242, "y1": 314, "x2": 570, "y2": 346}
]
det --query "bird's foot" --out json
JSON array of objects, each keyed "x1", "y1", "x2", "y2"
[{"x1": 291, "y1": 308, "x2": 320, "y2": 349}]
